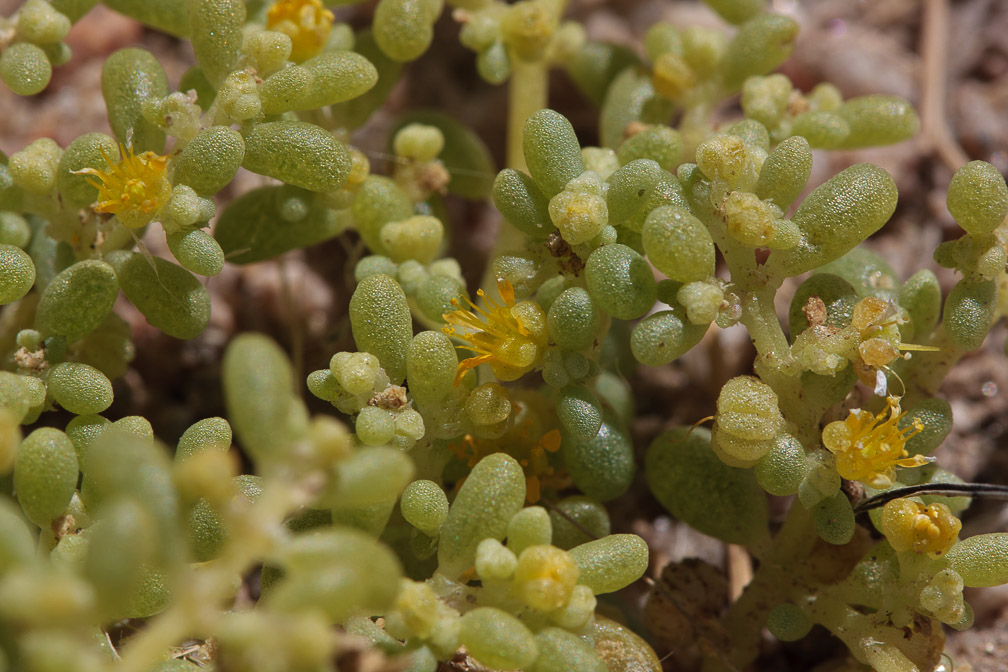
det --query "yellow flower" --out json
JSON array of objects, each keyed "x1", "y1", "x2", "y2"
[
  {"x1": 442, "y1": 278, "x2": 548, "y2": 385},
  {"x1": 266, "y1": 0, "x2": 334, "y2": 63},
  {"x1": 79, "y1": 144, "x2": 170, "y2": 229},
  {"x1": 512, "y1": 545, "x2": 579, "y2": 611},
  {"x1": 822, "y1": 395, "x2": 932, "y2": 488},
  {"x1": 879, "y1": 498, "x2": 961, "y2": 556}
]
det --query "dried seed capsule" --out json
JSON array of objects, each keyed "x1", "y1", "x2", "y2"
[
  {"x1": 523, "y1": 109, "x2": 585, "y2": 198},
  {"x1": 242, "y1": 121, "x2": 350, "y2": 193},
  {"x1": 171, "y1": 126, "x2": 245, "y2": 196},
  {"x1": 646, "y1": 427, "x2": 769, "y2": 546},
  {"x1": 568, "y1": 533, "x2": 648, "y2": 594},
  {"x1": 0, "y1": 244, "x2": 35, "y2": 305},
  {"x1": 116, "y1": 253, "x2": 210, "y2": 340},
  {"x1": 47, "y1": 362, "x2": 113, "y2": 416},
  {"x1": 101, "y1": 48, "x2": 169, "y2": 153},
  {"x1": 188, "y1": 0, "x2": 244, "y2": 87},
  {"x1": 14, "y1": 427, "x2": 78, "y2": 527},
  {"x1": 349, "y1": 273, "x2": 412, "y2": 385},
  {"x1": 459, "y1": 607, "x2": 538, "y2": 671},
  {"x1": 438, "y1": 453, "x2": 525, "y2": 578}
]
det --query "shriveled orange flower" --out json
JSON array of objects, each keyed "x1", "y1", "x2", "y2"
[
  {"x1": 442, "y1": 278, "x2": 548, "y2": 385},
  {"x1": 851, "y1": 296, "x2": 939, "y2": 391},
  {"x1": 452, "y1": 429, "x2": 562, "y2": 504},
  {"x1": 879, "y1": 498, "x2": 961, "y2": 556},
  {"x1": 266, "y1": 0, "x2": 335, "y2": 62},
  {"x1": 822, "y1": 395, "x2": 933, "y2": 488},
  {"x1": 78, "y1": 144, "x2": 170, "y2": 229}
]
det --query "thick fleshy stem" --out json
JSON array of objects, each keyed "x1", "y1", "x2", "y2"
[
  {"x1": 704, "y1": 503, "x2": 817, "y2": 671},
  {"x1": 117, "y1": 470, "x2": 318, "y2": 672}
]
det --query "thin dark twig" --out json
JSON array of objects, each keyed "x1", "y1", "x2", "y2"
[{"x1": 853, "y1": 482, "x2": 1008, "y2": 514}]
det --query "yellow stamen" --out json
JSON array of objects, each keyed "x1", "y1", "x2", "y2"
[
  {"x1": 442, "y1": 278, "x2": 547, "y2": 385},
  {"x1": 880, "y1": 498, "x2": 961, "y2": 556},
  {"x1": 266, "y1": 0, "x2": 335, "y2": 62},
  {"x1": 822, "y1": 395, "x2": 933, "y2": 488},
  {"x1": 78, "y1": 144, "x2": 170, "y2": 229}
]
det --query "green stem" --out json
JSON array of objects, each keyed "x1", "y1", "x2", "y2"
[
  {"x1": 479, "y1": 54, "x2": 550, "y2": 293},
  {"x1": 506, "y1": 56, "x2": 548, "y2": 173},
  {"x1": 117, "y1": 476, "x2": 309, "y2": 672},
  {"x1": 738, "y1": 286, "x2": 798, "y2": 385},
  {"x1": 704, "y1": 503, "x2": 817, "y2": 671}
]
